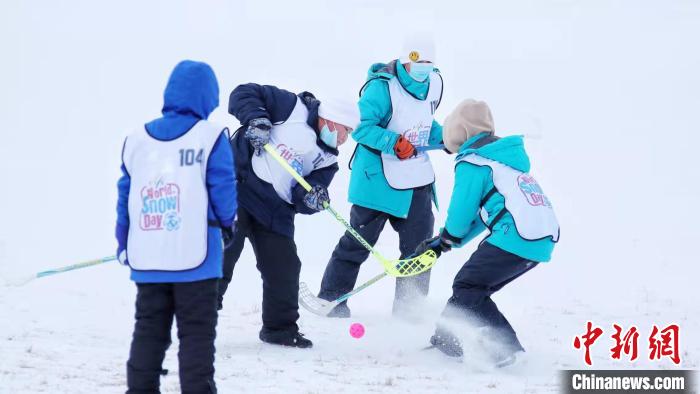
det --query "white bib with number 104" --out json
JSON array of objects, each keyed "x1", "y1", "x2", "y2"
[{"x1": 122, "y1": 120, "x2": 224, "y2": 271}]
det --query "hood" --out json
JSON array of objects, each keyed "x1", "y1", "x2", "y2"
[
  {"x1": 456, "y1": 134, "x2": 531, "y2": 173},
  {"x1": 146, "y1": 60, "x2": 219, "y2": 141},
  {"x1": 443, "y1": 99, "x2": 494, "y2": 153},
  {"x1": 162, "y1": 60, "x2": 219, "y2": 119},
  {"x1": 366, "y1": 61, "x2": 397, "y2": 81},
  {"x1": 298, "y1": 91, "x2": 339, "y2": 156},
  {"x1": 364, "y1": 60, "x2": 436, "y2": 101}
]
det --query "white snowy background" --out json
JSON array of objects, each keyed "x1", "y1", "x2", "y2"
[{"x1": 1, "y1": 0, "x2": 698, "y2": 393}]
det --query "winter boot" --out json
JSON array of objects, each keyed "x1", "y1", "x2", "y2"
[
  {"x1": 259, "y1": 328, "x2": 313, "y2": 349},
  {"x1": 478, "y1": 327, "x2": 525, "y2": 368},
  {"x1": 326, "y1": 302, "x2": 351, "y2": 318},
  {"x1": 429, "y1": 327, "x2": 463, "y2": 358},
  {"x1": 493, "y1": 352, "x2": 520, "y2": 368}
]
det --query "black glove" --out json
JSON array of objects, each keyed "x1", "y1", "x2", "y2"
[
  {"x1": 303, "y1": 184, "x2": 330, "y2": 212},
  {"x1": 222, "y1": 224, "x2": 236, "y2": 249},
  {"x1": 244, "y1": 117, "x2": 273, "y2": 155},
  {"x1": 414, "y1": 230, "x2": 462, "y2": 259}
]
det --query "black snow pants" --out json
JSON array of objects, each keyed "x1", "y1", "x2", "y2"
[
  {"x1": 218, "y1": 207, "x2": 302, "y2": 335},
  {"x1": 442, "y1": 242, "x2": 538, "y2": 353},
  {"x1": 127, "y1": 279, "x2": 218, "y2": 394},
  {"x1": 318, "y1": 184, "x2": 434, "y2": 315}
]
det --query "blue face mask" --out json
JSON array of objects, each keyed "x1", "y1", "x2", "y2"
[
  {"x1": 319, "y1": 124, "x2": 338, "y2": 148},
  {"x1": 409, "y1": 62, "x2": 433, "y2": 82}
]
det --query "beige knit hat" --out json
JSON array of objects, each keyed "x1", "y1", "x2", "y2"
[{"x1": 443, "y1": 99, "x2": 495, "y2": 153}]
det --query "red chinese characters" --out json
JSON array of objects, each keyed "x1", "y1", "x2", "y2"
[
  {"x1": 649, "y1": 324, "x2": 681, "y2": 365},
  {"x1": 610, "y1": 324, "x2": 639, "y2": 361},
  {"x1": 573, "y1": 321, "x2": 604, "y2": 366},
  {"x1": 574, "y1": 322, "x2": 681, "y2": 366}
]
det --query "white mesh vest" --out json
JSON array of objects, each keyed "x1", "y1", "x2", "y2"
[
  {"x1": 380, "y1": 72, "x2": 442, "y2": 190},
  {"x1": 252, "y1": 98, "x2": 338, "y2": 203},
  {"x1": 460, "y1": 154, "x2": 560, "y2": 242},
  {"x1": 122, "y1": 120, "x2": 224, "y2": 271}
]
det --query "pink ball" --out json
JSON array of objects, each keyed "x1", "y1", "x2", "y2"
[{"x1": 349, "y1": 323, "x2": 365, "y2": 338}]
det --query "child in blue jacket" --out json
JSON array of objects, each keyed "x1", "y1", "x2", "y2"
[
  {"x1": 116, "y1": 60, "x2": 236, "y2": 393},
  {"x1": 414, "y1": 99, "x2": 559, "y2": 366}
]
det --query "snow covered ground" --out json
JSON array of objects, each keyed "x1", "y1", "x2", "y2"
[{"x1": 1, "y1": 1, "x2": 699, "y2": 393}]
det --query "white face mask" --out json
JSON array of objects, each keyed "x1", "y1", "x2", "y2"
[{"x1": 319, "y1": 124, "x2": 338, "y2": 148}]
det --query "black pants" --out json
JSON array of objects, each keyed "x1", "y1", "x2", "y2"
[
  {"x1": 127, "y1": 279, "x2": 218, "y2": 394},
  {"x1": 318, "y1": 185, "x2": 434, "y2": 314},
  {"x1": 443, "y1": 242, "x2": 538, "y2": 353},
  {"x1": 219, "y1": 207, "x2": 302, "y2": 334}
]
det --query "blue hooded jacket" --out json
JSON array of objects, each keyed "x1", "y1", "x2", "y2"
[{"x1": 116, "y1": 60, "x2": 237, "y2": 283}]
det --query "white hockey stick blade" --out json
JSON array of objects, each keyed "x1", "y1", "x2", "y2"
[{"x1": 298, "y1": 282, "x2": 338, "y2": 317}]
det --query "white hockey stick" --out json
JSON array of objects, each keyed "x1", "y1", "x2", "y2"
[{"x1": 298, "y1": 271, "x2": 386, "y2": 316}]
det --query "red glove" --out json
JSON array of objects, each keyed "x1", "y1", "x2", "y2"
[{"x1": 394, "y1": 136, "x2": 416, "y2": 160}]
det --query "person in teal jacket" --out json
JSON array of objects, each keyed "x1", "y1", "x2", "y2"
[
  {"x1": 414, "y1": 99, "x2": 559, "y2": 366},
  {"x1": 318, "y1": 34, "x2": 446, "y2": 318}
]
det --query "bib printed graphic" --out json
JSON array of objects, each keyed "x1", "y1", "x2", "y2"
[
  {"x1": 518, "y1": 174, "x2": 552, "y2": 208},
  {"x1": 251, "y1": 98, "x2": 338, "y2": 203},
  {"x1": 140, "y1": 179, "x2": 182, "y2": 232},
  {"x1": 460, "y1": 153, "x2": 560, "y2": 242},
  {"x1": 401, "y1": 119, "x2": 432, "y2": 148},
  {"x1": 275, "y1": 143, "x2": 304, "y2": 175}
]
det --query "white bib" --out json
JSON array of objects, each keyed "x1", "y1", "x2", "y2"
[
  {"x1": 460, "y1": 154, "x2": 560, "y2": 242},
  {"x1": 381, "y1": 72, "x2": 442, "y2": 190},
  {"x1": 252, "y1": 98, "x2": 338, "y2": 203},
  {"x1": 122, "y1": 120, "x2": 224, "y2": 271}
]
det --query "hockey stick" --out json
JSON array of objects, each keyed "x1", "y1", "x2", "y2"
[
  {"x1": 297, "y1": 237, "x2": 441, "y2": 316},
  {"x1": 263, "y1": 143, "x2": 437, "y2": 277},
  {"x1": 298, "y1": 273, "x2": 386, "y2": 316},
  {"x1": 7, "y1": 255, "x2": 117, "y2": 286}
]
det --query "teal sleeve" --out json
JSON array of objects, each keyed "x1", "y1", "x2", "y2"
[
  {"x1": 458, "y1": 220, "x2": 487, "y2": 246},
  {"x1": 428, "y1": 120, "x2": 443, "y2": 145},
  {"x1": 352, "y1": 80, "x2": 400, "y2": 155},
  {"x1": 444, "y1": 162, "x2": 489, "y2": 241}
]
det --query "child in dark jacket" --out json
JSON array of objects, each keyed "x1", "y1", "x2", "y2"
[
  {"x1": 218, "y1": 83, "x2": 359, "y2": 348},
  {"x1": 116, "y1": 60, "x2": 237, "y2": 393},
  {"x1": 414, "y1": 99, "x2": 559, "y2": 367}
]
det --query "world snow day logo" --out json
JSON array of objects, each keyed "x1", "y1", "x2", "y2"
[
  {"x1": 275, "y1": 143, "x2": 304, "y2": 174},
  {"x1": 518, "y1": 174, "x2": 552, "y2": 208},
  {"x1": 401, "y1": 121, "x2": 431, "y2": 148},
  {"x1": 139, "y1": 178, "x2": 181, "y2": 231}
]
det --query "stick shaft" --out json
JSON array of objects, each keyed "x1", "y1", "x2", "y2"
[
  {"x1": 264, "y1": 144, "x2": 313, "y2": 191},
  {"x1": 35, "y1": 255, "x2": 117, "y2": 278},
  {"x1": 263, "y1": 144, "x2": 384, "y2": 260},
  {"x1": 416, "y1": 144, "x2": 445, "y2": 152},
  {"x1": 335, "y1": 271, "x2": 387, "y2": 303}
]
